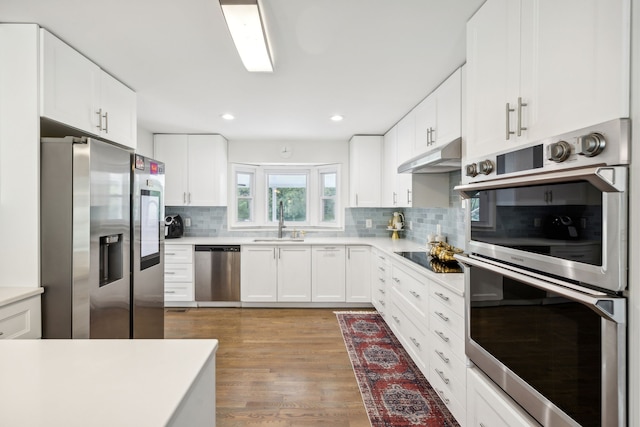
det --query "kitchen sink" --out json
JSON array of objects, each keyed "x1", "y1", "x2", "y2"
[{"x1": 252, "y1": 238, "x2": 305, "y2": 242}]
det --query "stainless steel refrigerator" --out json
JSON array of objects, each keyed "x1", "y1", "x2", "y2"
[
  {"x1": 131, "y1": 154, "x2": 165, "y2": 338},
  {"x1": 41, "y1": 136, "x2": 132, "y2": 338}
]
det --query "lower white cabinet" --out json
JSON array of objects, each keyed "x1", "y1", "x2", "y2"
[
  {"x1": 467, "y1": 366, "x2": 541, "y2": 427},
  {"x1": 165, "y1": 244, "x2": 194, "y2": 303},
  {"x1": 371, "y1": 248, "x2": 391, "y2": 316},
  {"x1": 311, "y1": 246, "x2": 346, "y2": 302},
  {"x1": 241, "y1": 245, "x2": 312, "y2": 302},
  {"x1": 345, "y1": 246, "x2": 371, "y2": 302},
  {"x1": 0, "y1": 294, "x2": 41, "y2": 339}
]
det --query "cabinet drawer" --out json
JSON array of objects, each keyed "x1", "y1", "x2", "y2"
[
  {"x1": 431, "y1": 318, "x2": 465, "y2": 360},
  {"x1": 431, "y1": 281, "x2": 464, "y2": 317},
  {"x1": 431, "y1": 339, "x2": 467, "y2": 388},
  {"x1": 430, "y1": 346, "x2": 466, "y2": 401},
  {"x1": 0, "y1": 296, "x2": 41, "y2": 339},
  {"x1": 430, "y1": 297, "x2": 464, "y2": 340},
  {"x1": 165, "y1": 245, "x2": 193, "y2": 263},
  {"x1": 430, "y1": 370, "x2": 466, "y2": 426},
  {"x1": 164, "y1": 283, "x2": 194, "y2": 302},
  {"x1": 388, "y1": 300, "x2": 429, "y2": 375},
  {"x1": 391, "y1": 265, "x2": 428, "y2": 320},
  {"x1": 165, "y1": 263, "x2": 194, "y2": 283}
]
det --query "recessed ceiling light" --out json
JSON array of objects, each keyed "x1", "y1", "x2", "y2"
[
  {"x1": 330, "y1": 115, "x2": 344, "y2": 122},
  {"x1": 221, "y1": 113, "x2": 235, "y2": 120}
]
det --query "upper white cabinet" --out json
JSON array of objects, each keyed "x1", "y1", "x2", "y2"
[
  {"x1": 349, "y1": 135, "x2": 382, "y2": 207},
  {"x1": 414, "y1": 68, "x2": 462, "y2": 154},
  {"x1": 396, "y1": 111, "x2": 416, "y2": 166},
  {"x1": 40, "y1": 29, "x2": 137, "y2": 149},
  {"x1": 466, "y1": 0, "x2": 630, "y2": 160},
  {"x1": 154, "y1": 134, "x2": 228, "y2": 206}
]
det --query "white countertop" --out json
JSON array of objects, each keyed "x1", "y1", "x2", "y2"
[
  {"x1": 165, "y1": 236, "x2": 465, "y2": 295},
  {"x1": 0, "y1": 339, "x2": 218, "y2": 427},
  {"x1": 0, "y1": 287, "x2": 43, "y2": 308}
]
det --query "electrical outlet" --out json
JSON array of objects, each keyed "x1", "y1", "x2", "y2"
[
  {"x1": 365, "y1": 219, "x2": 372, "y2": 228},
  {"x1": 184, "y1": 217, "x2": 191, "y2": 227},
  {"x1": 409, "y1": 221, "x2": 413, "y2": 230}
]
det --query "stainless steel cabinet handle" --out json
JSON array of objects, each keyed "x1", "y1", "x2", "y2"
[
  {"x1": 435, "y1": 311, "x2": 449, "y2": 322},
  {"x1": 273, "y1": 248, "x2": 276, "y2": 259},
  {"x1": 407, "y1": 189, "x2": 412, "y2": 204},
  {"x1": 517, "y1": 97, "x2": 527, "y2": 136},
  {"x1": 393, "y1": 277, "x2": 400, "y2": 283},
  {"x1": 410, "y1": 337, "x2": 421, "y2": 348},
  {"x1": 378, "y1": 266, "x2": 385, "y2": 272},
  {"x1": 393, "y1": 192, "x2": 397, "y2": 205},
  {"x1": 409, "y1": 290, "x2": 420, "y2": 298},
  {"x1": 435, "y1": 368, "x2": 450, "y2": 384},
  {"x1": 379, "y1": 300, "x2": 385, "y2": 306},
  {"x1": 278, "y1": 248, "x2": 281, "y2": 259},
  {"x1": 188, "y1": 193, "x2": 191, "y2": 204},
  {"x1": 378, "y1": 278, "x2": 385, "y2": 283},
  {"x1": 103, "y1": 111, "x2": 109, "y2": 133},
  {"x1": 480, "y1": 424, "x2": 487, "y2": 427},
  {"x1": 379, "y1": 255, "x2": 386, "y2": 261},
  {"x1": 392, "y1": 315, "x2": 400, "y2": 324},
  {"x1": 434, "y1": 291, "x2": 449, "y2": 301},
  {"x1": 505, "y1": 102, "x2": 515, "y2": 140},
  {"x1": 379, "y1": 289, "x2": 385, "y2": 294},
  {"x1": 436, "y1": 388, "x2": 450, "y2": 404},
  {"x1": 435, "y1": 350, "x2": 450, "y2": 363},
  {"x1": 183, "y1": 192, "x2": 187, "y2": 204},
  {"x1": 355, "y1": 194, "x2": 358, "y2": 206},
  {"x1": 165, "y1": 252, "x2": 175, "y2": 256},
  {"x1": 96, "y1": 109, "x2": 103, "y2": 130},
  {"x1": 165, "y1": 290, "x2": 176, "y2": 294},
  {"x1": 165, "y1": 271, "x2": 175, "y2": 275},
  {"x1": 435, "y1": 330, "x2": 450, "y2": 342}
]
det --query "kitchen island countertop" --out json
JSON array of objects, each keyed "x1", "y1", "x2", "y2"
[{"x1": 0, "y1": 339, "x2": 218, "y2": 427}]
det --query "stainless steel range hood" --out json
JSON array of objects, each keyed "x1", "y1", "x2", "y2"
[{"x1": 397, "y1": 138, "x2": 461, "y2": 173}]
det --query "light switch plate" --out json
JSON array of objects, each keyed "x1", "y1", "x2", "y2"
[{"x1": 184, "y1": 217, "x2": 191, "y2": 227}]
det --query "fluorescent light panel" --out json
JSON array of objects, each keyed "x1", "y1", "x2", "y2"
[{"x1": 220, "y1": 0, "x2": 273, "y2": 72}]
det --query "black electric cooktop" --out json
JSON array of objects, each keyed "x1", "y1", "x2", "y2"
[{"x1": 394, "y1": 251, "x2": 463, "y2": 273}]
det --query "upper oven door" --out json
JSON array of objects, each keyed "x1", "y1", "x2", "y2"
[{"x1": 457, "y1": 166, "x2": 627, "y2": 292}]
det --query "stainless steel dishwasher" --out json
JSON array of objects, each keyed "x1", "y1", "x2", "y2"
[{"x1": 194, "y1": 245, "x2": 241, "y2": 302}]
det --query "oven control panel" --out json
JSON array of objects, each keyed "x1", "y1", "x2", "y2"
[{"x1": 462, "y1": 118, "x2": 629, "y2": 183}]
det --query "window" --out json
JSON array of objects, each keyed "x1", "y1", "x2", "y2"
[
  {"x1": 236, "y1": 170, "x2": 254, "y2": 222},
  {"x1": 230, "y1": 164, "x2": 341, "y2": 229},
  {"x1": 267, "y1": 172, "x2": 308, "y2": 223}
]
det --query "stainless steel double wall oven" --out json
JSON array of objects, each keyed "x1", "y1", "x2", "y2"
[{"x1": 457, "y1": 119, "x2": 629, "y2": 427}]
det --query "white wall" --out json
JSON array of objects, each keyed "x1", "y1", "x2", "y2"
[
  {"x1": 627, "y1": 0, "x2": 639, "y2": 424},
  {"x1": 0, "y1": 24, "x2": 40, "y2": 287},
  {"x1": 136, "y1": 125, "x2": 154, "y2": 157}
]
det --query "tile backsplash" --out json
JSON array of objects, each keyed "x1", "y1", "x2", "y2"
[{"x1": 167, "y1": 171, "x2": 466, "y2": 249}]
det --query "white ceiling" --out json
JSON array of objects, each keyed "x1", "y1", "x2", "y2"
[{"x1": 1, "y1": 0, "x2": 484, "y2": 141}]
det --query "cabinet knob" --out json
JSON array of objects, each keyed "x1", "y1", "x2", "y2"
[
  {"x1": 478, "y1": 160, "x2": 494, "y2": 175},
  {"x1": 465, "y1": 163, "x2": 478, "y2": 177}
]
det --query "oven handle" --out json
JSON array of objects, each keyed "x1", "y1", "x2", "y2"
[
  {"x1": 455, "y1": 254, "x2": 625, "y2": 324},
  {"x1": 456, "y1": 166, "x2": 626, "y2": 197}
]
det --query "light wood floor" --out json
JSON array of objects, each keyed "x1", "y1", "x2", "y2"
[{"x1": 164, "y1": 308, "x2": 372, "y2": 427}]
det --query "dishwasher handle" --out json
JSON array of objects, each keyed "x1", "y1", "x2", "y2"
[{"x1": 195, "y1": 245, "x2": 241, "y2": 252}]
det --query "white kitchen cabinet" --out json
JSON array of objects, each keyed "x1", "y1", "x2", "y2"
[
  {"x1": 277, "y1": 246, "x2": 312, "y2": 302},
  {"x1": 241, "y1": 246, "x2": 278, "y2": 302},
  {"x1": 0, "y1": 294, "x2": 42, "y2": 339},
  {"x1": 396, "y1": 111, "x2": 416, "y2": 165},
  {"x1": 371, "y1": 248, "x2": 391, "y2": 316},
  {"x1": 413, "y1": 68, "x2": 462, "y2": 155},
  {"x1": 345, "y1": 246, "x2": 371, "y2": 302},
  {"x1": 241, "y1": 245, "x2": 312, "y2": 302},
  {"x1": 349, "y1": 135, "x2": 382, "y2": 207},
  {"x1": 40, "y1": 29, "x2": 137, "y2": 149},
  {"x1": 154, "y1": 134, "x2": 228, "y2": 207},
  {"x1": 467, "y1": 366, "x2": 541, "y2": 427},
  {"x1": 312, "y1": 246, "x2": 346, "y2": 302},
  {"x1": 466, "y1": 0, "x2": 630, "y2": 160},
  {"x1": 164, "y1": 244, "x2": 194, "y2": 303}
]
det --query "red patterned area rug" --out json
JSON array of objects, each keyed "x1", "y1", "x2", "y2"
[{"x1": 336, "y1": 311, "x2": 460, "y2": 427}]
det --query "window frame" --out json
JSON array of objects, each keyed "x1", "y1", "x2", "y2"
[{"x1": 229, "y1": 163, "x2": 342, "y2": 230}]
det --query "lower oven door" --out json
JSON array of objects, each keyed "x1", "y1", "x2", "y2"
[{"x1": 457, "y1": 254, "x2": 626, "y2": 427}]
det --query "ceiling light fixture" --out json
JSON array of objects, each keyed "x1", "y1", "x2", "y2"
[
  {"x1": 221, "y1": 113, "x2": 235, "y2": 120},
  {"x1": 330, "y1": 115, "x2": 344, "y2": 122},
  {"x1": 219, "y1": 0, "x2": 273, "y2": 72}
]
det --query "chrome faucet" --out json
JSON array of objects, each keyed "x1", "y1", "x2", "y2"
[{"x1": 278, "y1": 200, "x2": 286, "y2": 238}]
